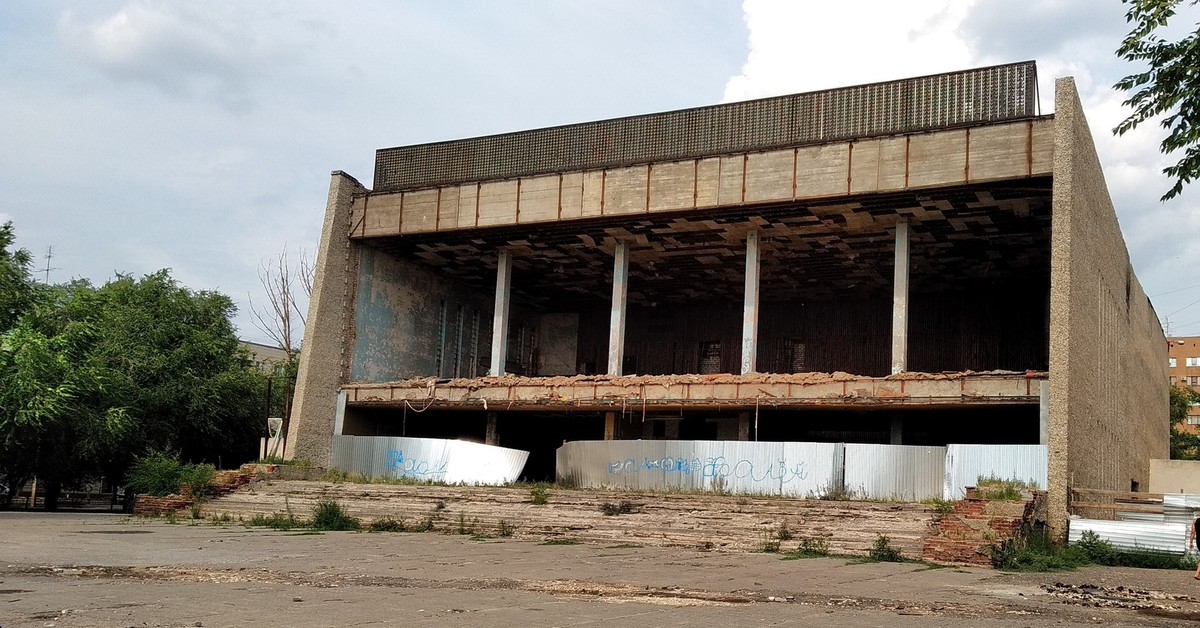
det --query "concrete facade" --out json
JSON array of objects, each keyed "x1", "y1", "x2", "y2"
[
  {"x1": 288, "y1": 65, "x2": 1166, "y2": 535},
  {"x1": 1045, "y1": 78, "x2": 1168, "y2": 539}
]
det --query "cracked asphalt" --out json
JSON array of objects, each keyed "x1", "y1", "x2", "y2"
[{"x1": 4, "y1": 512, "x2": 1200, "y2": 627}]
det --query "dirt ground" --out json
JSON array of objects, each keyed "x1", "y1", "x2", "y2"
[{"x1": 5, "y1": 512, "x2": 1200, "y2": 627}]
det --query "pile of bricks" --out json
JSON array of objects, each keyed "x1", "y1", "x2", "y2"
[
  {"x1": 921, "y1": 490, "x2": 1044, "y2": 567},
  {"x1": 134, "y1": 470, "x2": 258, "y2": 515}
]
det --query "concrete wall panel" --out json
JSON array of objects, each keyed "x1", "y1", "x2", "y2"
[
  {"x1": 744, "y1": 149, "x2": 794, "y2": 203},
  {"x1": 1046, "y1": 78, "x2": 1168, "y2": 540},
  {"x1": 648, "y1": 161, "x2": 696, "y2": 213},
  {"x1": 908, "y1": 130, "x2": 967, "y2": 189},
  {"x1": 1031, "y1": 118, "x2": 1054, "y2": 175},
  {"x1": 517, "y1": 174, "x2": 559, "y2": 224},
  {"x1": 362, "y1": 192, "x2": 402, "y2": 237},
  {"x1": 560, "y1": 173, "x2": 583, "y2": 220},
  {"x1": 849, "y1": 137, "x2": 906, "y2": 194},
  {"x1": 795, "y1": 143, "x2": 849, "y2": 198},
  {"x1": 695, "y1": 158, "x2": 721, "y2": 208},
  {"x1": 400, "y1": 189, "x2": 438, "y2": 234},
  {"x1": 717, "y1": 155, "x2": 745, "y2": 207},
  {"x1": 581, "y1": 171, "x2": 604, "y2": 217},
  {"x1": 604, "y1": 165, "x2": 648, "y2": 216},
  {"x1": 477, "y1": 180, "x2": 518, "y2": 226},
  {"x1": 437, "y1": 186, "x2": 459, "y2": 230},
  {"x1": 457, "y1": 184, "x2": 479, "y2": 228},
  {"x1": 968, "y1": 124, "x2": 1029, "y2": 183}
]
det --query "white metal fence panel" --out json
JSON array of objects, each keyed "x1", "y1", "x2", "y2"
[
  {"x1": 330, "y1": 436, "x2": 529, "y2": 485},
  {"x1": 943, "y1": 444, "x2": 1048, "y2": 500},
  {"x1": 1069, "y1": 517, "x2": 1190, "y2": 554},
  {"x1": 843, "y1": 444, "x2": 945, "y2": 501},
  {"x1": 556, "y1": 440, "x2": 843, "y2": 497}
]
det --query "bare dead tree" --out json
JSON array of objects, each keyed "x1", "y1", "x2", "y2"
[{"x1": 249, "y1": 247, "x2": 304, "y2": 361}]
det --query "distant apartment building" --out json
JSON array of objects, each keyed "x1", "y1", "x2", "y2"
[
  {"x1": 1167, "y1": 336, "x2": 1200, "y2": 427},
  {"x1": 239, "y1": 340, "x2": 290, "y2": 371}
]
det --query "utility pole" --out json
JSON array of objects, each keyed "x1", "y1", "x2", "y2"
[{"x1": 42, "y1": 246, "x2": 58, "y2": 284}]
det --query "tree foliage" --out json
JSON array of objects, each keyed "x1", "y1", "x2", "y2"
[
  {"x1": 1169, "y1": 383, "x2": 1200, "y2": 459},
  {"x1": 1114, "y1": 0, "x2": 1200, "y2": 201},
  {"x1": 0, "y1": 221, "x2": 270, "y2": 507}
]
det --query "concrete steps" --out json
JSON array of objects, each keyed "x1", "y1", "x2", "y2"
[{"x1": 202, "y1": 479, "x2": 938, "y2": 558}]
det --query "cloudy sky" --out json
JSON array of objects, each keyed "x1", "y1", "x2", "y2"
[{"x1": 2, "y1": 0, "x2": 1199, "y2": 342}]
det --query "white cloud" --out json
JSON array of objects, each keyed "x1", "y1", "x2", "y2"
[{"x1": 724, "y1": 0, "x2": 973, "y2": 102}]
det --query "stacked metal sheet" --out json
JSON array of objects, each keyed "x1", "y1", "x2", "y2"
[{"x1": 330, "y1": 435, "x2": 529, "y2": 485}]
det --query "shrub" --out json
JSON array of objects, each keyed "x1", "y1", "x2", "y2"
[
  {"x1": 530, "y1": 485, "x2": 549, "y2": 505},
  {"x1": 311, "y1": 500, "x2": 361, "y2": 531},
  {"x1": 368, "y1": 517, "x2": 406, "y2": 532},
  {"x1": 600, "y1": 500, "x2": 635, "y2": 516},
  {"x1": 784, "y1": 537, "x2": 830, "y2": 559},
  {"x1": 921, "y1": 498, "x2": 956, "y2": 514},
  {"x1": 777, "y1": 520, "x2": 794, "y2": 541},
  {"x1": 127, "y1": 451, "x2": 185, "y2": 496},
  {"x1": 412, "y1": 514, "x2": 436, "y2": 532},
  {"x1": 181, "y1": 463, "x2": 215, "y2": 499},
  {"x1": 497, "y1": 519, "x2": 516, "y2": 537},
  {"x1": 989, "y1": 529, "x2": 1087, "y2": 571},
  {"x1": 867, "y1": 535, "x2": 903, "y2": 562},
  {"x1": 247, "y1": 512, "x2": 304, "y2": 530}
]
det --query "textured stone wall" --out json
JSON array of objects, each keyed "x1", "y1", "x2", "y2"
[
  {"x1": 1046, "y1": 78, "x2": 1169, "y2": 540},
  {"x1": 286, "y1": 171, "x2": 366, "y2": 466}
]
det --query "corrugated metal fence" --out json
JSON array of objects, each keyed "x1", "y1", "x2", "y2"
[
  {"x1": 944, "y1": 444, "x2": 1048, "y2": 501},
  {"x1": 330, "y1": 436, "x2": 529, "y2": 485},
  {"x1": 558, "y1": 441, "x2": 1046, "y2": 500}
]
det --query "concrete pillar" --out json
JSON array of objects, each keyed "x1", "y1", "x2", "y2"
[
  {"x1": 737, "y1": 411, "x2": 751, "y2": 441},
  {"x1": 332, "y1": 390, "x2": 347, "y2": 436},
  {"x1": 741, "y1": 230, "x2": 760, "y2": 375},
  {"x1": 890, "y1": 416, "x2": 903, "y2": 445},
  {"x1": 485, "y1": 412, "x2": 498, "y2": 445},
  {"x1": 286, "y1": 171, "x2": 367, "y2": 466},
  {"x1": 1039, "y1": 380, "x2": 1050, "y2": 446},
  {"x1": 604, "y1": 412, "x2": 616, "y2": 440},
  {"x1": 891, "y1": 220, "x2": 910, "y2": 374},
  {"x1": 489, "y1": 251, "x2": 513, "y2": 377},
  {"x1": 607, "y1": 242, "x2": 629, "y2": 376}
]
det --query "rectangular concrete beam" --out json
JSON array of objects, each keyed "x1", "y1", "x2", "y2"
[
  {"x1": 489, "y1": 250, "x2": 512, "y2": 376},
  {"x1": 741, "y1": 231, "x2": 760, "y2": 375},
  {"x1": 608, "y1": 242, "x2": 629, "y2": 376},
  {"x1": 891, "y1": 220, "x2": 910, "y2": 375}
]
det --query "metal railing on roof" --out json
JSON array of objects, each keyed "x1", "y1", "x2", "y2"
[{"x1": 374, "y1": 61, "x2": 1038, "y2": 193}]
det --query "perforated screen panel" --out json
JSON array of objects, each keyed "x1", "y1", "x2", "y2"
[{"x1": 374, "y1": 62, "x2": 1038, "y2": 193}]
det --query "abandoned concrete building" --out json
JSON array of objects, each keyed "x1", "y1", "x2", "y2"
[{"x1": 287, "y1": 62, "x2": 1166, "y2": 535}]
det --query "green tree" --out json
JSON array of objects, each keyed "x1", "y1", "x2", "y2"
[
  {"x1": 0, "y1": 222, "x2": 36, "y2": 331},
  {"x1": 1169, "y1": 383, "x2": 1200, "y2": 459},
  {"x1": 1114, "y1": 0, "x2": 1200, "y2": 200}
]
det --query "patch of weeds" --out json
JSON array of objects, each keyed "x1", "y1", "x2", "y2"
[
  {"x1": 162, "y1": 510, "x2": 178, "y2": 524},
  {"x1": 454, "y1": 513, "x2": 480, "y2": 535},
  {"x1": 434, "y1": 500, "x2": 446, "y2": 511},
  {"x1": 921, "y1": 497, "x2": 956, "y2": 514},
  {"x1": 783, "y1": 537, "x2": 830, "y2": 560},
  {"x1": 1072, "y1": 530, "x2": 1196, "y2": 570},
  {"x1": 777, "y1": 520, "x2": 793, "y2": 541},
  {"x1": 759, "y1": 529, "x2": 780, "y2": 553},
  {"x1": 867, "y1": 535, "x2": 903, "y2": 562},
  {"x1": 367, "y1": 517, "x2": 407, "y2": 532},
  {"x1": 209, "y1": 512, "x2": 234, "y2": 525},
  {"x1": 540, "y1": 538, "x2": 580, "y2": 546},
  {"x1": 975, "y1": 476, "x2": 1036, "y2": 501},
  {"x1": 412, "y1": 514, "x2": 436, "y2": 533},
  {"x1": 285, "y1": 531, "x2": 324, "y2": 536},
  {"x1": 497, "y1": 519, "x2": 516, "y2": 537},
  {"x1": 818, "y1": 483, "x2": 854, "y2": 501},
  {"x1": 470, "y1": 534, "x2": 495, "y2": 542},
  {"x1": 600, "y1": 500, "x2": 636, "y2": 516},
  {"x1": 989, "y1": 529, "x2": 1087, "y2": 571},
  {"x1": 735, "y1": 497, "x2": 750, "y2": 507},
  {"x1": 247, "y1": 512, "x2": 305, "y2": 531},
  {"x1": 699, "y1": 540, "x2": 716, "y2": 551},
  {"x1": 530, "y1": 485, "x2": 549, "y2": 505},
  {"x1": 606, "y1": 543, "x2": 641, "y2": 549},
  {"x1": 189, "y1": 500, "x2": 204, "y2": 520},
  {"x1": 311, "y1": 499, "x2": 362, "y2": 531}
]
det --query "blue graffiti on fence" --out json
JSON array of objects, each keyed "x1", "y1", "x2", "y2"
[
  {"x1": 385, "y1": 449, "x2": 448, "y2": 478},
  {"x1": 607, "y1": 455, "x2": 808, "y2": 485}
]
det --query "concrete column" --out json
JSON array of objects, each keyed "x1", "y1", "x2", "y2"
[
  {"x1": 485, "y1": 412, "x2": 498, "y2": 445},
  {"x1": 890, "y1": 416, "x2": 903, "y2": 445},
  {"x1": 286, "y1": 171, "x2": 367, "y2": 466},
  {"x1": 741, "y1": 231, "x2": 760, "y2": 375},
  {"x1": 1039, "y1": 380, "x2": 1050, "y2": 446},
  {"x1": 607, "y1": 242, "x2": 629, "y2": 376},
  {"x1": 489, "y1": 251, "x2": 513, "y2": 377},
  {"x1": 891, "y1": 220, "x2": 910, "y2": 374},
  {"x1": 604, "y1": 412, "x2": 616, "y2": 440},
  {"x1": 737, "y1": 411, "x2": 751, "y2": 441}
]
